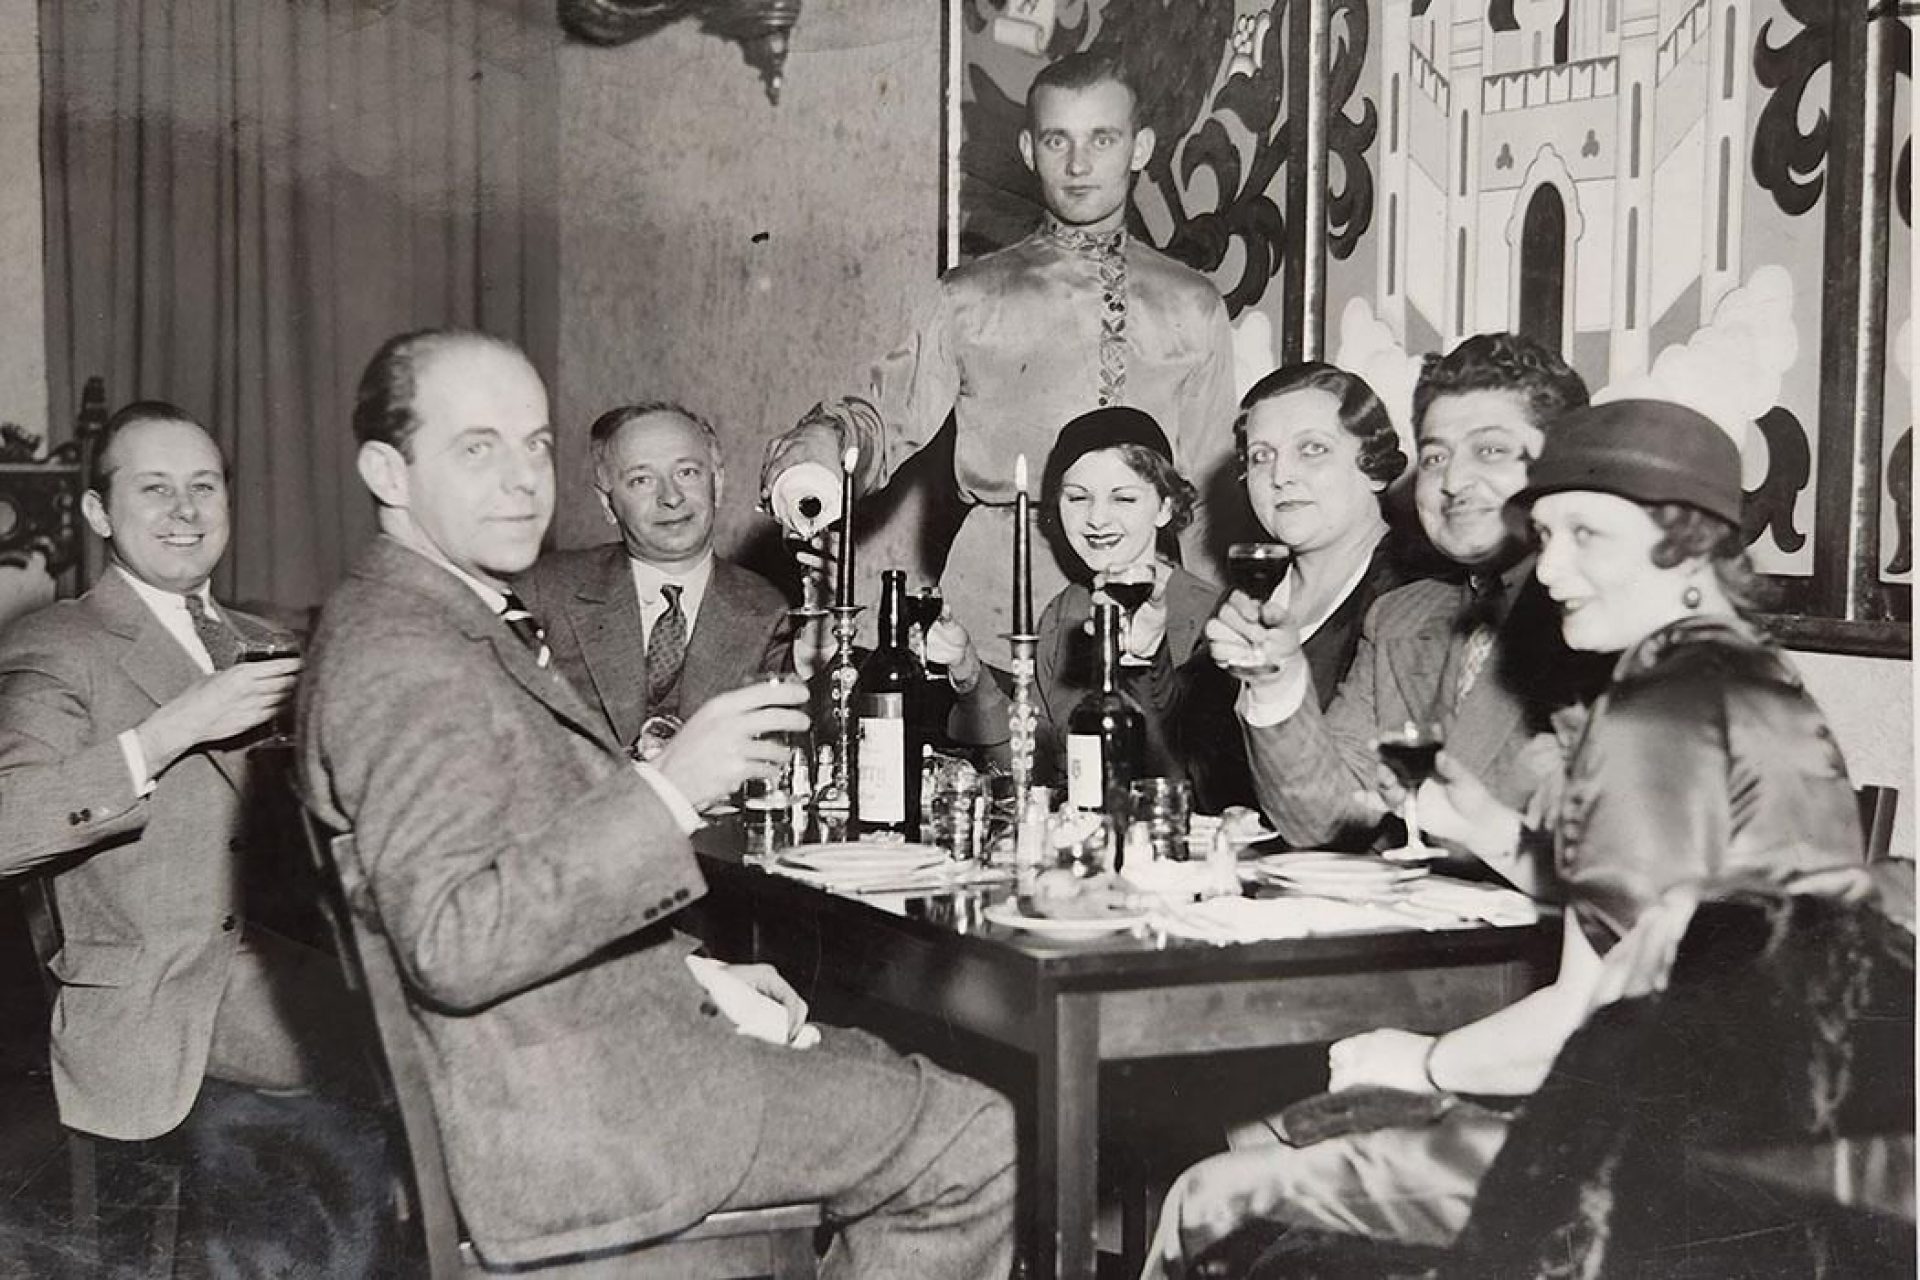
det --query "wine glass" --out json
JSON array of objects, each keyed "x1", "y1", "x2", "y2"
[
  {"x1": 1373, "y1": 720, "x2": 1445, "y2": 861},
  {"x1": 909, "y1": 588, "x2": 945, "y2": 677},
  {"x1": 236, "y1": 631, "x2": 302, "y2": 748},
  {"x1": 1219, "y1": 543, "x2": 1293, "y2": 675}
]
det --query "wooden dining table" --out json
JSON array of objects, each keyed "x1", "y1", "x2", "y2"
[{"x1": 689, "y1": 827, "x2": 1559, "y2": 1279}]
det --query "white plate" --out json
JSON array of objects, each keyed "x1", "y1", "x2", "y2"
[
  {"x1": 1254, "y1": 853, "x2": 1429, "y2": 892},
  {"x1": 778, "y1": 843, "x2": 950, "y2": 875},
  {"x1": 982, "y1": 902, "x2": 1149, "y2": 938}
]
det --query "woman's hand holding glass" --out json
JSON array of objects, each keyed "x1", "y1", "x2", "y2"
[
  {"x1": 1093, "y1": 561, "x2": 1168, "y2": 663},
  {"x1": 923, "y1": 610, "x2": 983, "y2": 694},
  {"x1": 1203, "y1": 589, "x2": 1303, "y2": 685},
  {"x1": 1396, "y1": 750, "x2": 1524, "y2": 863}
]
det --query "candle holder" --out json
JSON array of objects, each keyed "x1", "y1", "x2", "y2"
[
  {"x1": 810, "y1": 602, "x2": 864, "y2": 841},
  {"x1": 1004, "y1": 630, "x2": 1040, "y2": 797}
]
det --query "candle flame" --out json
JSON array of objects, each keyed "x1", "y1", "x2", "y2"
[
  {"x1": 842, "y1": 444, "x2": 859, "y2": 472},
  {"x1": 1015, "y1": 454, "x2": 1028, "y2": 493}
]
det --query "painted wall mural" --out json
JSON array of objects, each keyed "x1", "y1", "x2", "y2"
[{"x1": 951, "y1": 0, "x2": 1909, "y2": 652}]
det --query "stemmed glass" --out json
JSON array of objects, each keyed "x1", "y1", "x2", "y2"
[
  {"x1": 1373, "y1": 720, "x2": 1445, "y2": 861},
  {"x1": 909, "y1": 587, "x2": 945, "y2": 677},
  {"x1": 1218, "y1": 543, "x2": 1292, "y2": 675},
  {"x1": 236, "y1": 630, "x2": 302, "y2": 748}
]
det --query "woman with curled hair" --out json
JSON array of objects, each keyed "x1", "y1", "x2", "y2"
[
  {"x1": 1229, "y1": 361, "x2": 1411, "y2": 707},
  {"x1": 1144, "y1": 400, "x2": 1863, "y2": 1278},
  {"x1": 929, "y1": 406, "x2": 1218, "y2": 785}
]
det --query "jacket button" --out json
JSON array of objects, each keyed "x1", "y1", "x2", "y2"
[
  {"x1": 657, "y1": 896, "x2": 676, "y2": 914},
  {"x1": 220, "y1": 915, "x2": 237, "y2": 933},
  {"x1": 68, "y1": 809, "x2": 90, "y2": 826},
  {"x1": 673, "y1": 887, "x2": 690, "y2": 903},
  {"x1": 699, "y1": 1001, "x2": 719, "y2": 1017}
]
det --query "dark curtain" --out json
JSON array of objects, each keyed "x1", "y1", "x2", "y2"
[{"x1": 41, "y1": 0, "x2": 560, "y2": 608}]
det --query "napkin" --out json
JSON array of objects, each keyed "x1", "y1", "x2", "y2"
[
  {"x1": 684, "y1": 955, "x2": 822, "y2": 1049},
  {"x1": 1156, "y1": 896, "x2": 1416, "y2": 943},
  {"x1": 1399, "y1": 880, "x2": 1539, "y2": 926}
]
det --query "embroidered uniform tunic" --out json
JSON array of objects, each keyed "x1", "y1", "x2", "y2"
[{"x1": 767, "y1": 217, "x2": 1236, "y2": 666}]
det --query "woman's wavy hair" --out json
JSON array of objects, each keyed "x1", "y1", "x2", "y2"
[{"x1": 1233, "y1": 362, "x2": 1408, "y2": 487}]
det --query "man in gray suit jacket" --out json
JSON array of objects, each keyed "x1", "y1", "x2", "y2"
[
  {"x1": 300, "y1": 330, "x2": 1014, "y2": 1275},
  {"x1": 1207, "y1": 334, "x2": 1602, "y2": 888},
  {"x1": 0, "y1": 402, "x2": 331, "y2": 1140},
  {"x1": 516, "y1": 402, "x2": 791, "y2": 750}
]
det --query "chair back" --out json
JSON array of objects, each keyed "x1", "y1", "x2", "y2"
[
  {"x1": 1856, "y1": 785, "x2": 1900, "y2": 863},
  {"x1": 298, "y1": 808, "x2": 469, "y2": 1280}
]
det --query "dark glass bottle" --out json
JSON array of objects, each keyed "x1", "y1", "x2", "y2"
[
  {"x1": 853, "y1": 569, "x2": 924, "y2": 839},
  {"x1": 1065, "y1": 602, "x2": 1147, "y2": 823}
]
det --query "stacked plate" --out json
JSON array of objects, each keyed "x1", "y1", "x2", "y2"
[
  {"x1": 773, "y1": 843, "x2": 951, "y2": 891},
  {"x1": 1252, "y1": 852, "x2": 1429, "y2": 898}
]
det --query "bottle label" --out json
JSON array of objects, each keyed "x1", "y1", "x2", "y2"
[
  {"x1": 857, "y1": 714, "x2": 906, "y2": 822},
  {"x1": 1066, "y1": 734, "x2": 1103, "y2": 810}
]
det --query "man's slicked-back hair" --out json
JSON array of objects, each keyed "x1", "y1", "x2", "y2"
[
  {"x1": 1410, "y1": 332, "x2": 1589, "y2": 437},
  {"x1": 587, "y1": 400, "x2": 725, "y2": 486},
  {"x1": 352, "y1": 328, "x2": 525, "y2": 456},
  {"x1": 90, "y1": 400, "x2": 221, "y2": 499},
  {"x1": 1026, "y1": 46, "x2": 1139, "y2": 130}
]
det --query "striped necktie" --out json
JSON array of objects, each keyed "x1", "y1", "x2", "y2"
[
  {"x1": 184, "y1": 593, "x2": 241, "y2": 670},
  {"x1": 646, "y1": 583, "x2": 688, "y2": 718},
  {"x1": 499, "y1": 591, "x2": 551, "y2": 669}
]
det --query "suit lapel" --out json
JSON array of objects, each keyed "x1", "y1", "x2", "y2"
[
  {"x1": 563, "y1": 547, "x2": 650, "y2": 746},
  {"x1": 682, "y1": 563, "x2": 752, "y2": 714},
  {"x1": 365, "y1": 539, "x2": 621, "y2": 756},
  {"x1": 92, "y1": 571, "x2": 252, "y2": 794},
  {"x1": 1387, "y1": 596, "x2": 1457, "y2": 724}
]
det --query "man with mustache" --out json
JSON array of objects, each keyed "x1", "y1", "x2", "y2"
[{"x1": 1207, "y1": 332, "x2": 1597, "y2": 884}]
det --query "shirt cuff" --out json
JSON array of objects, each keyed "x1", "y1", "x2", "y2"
[
  {"x1": 1235, "y1": 659, "x2": 1310, "y2": 728},
  {"x1": 118, "y1": 730, "x2": 156, "y2": 798},
  {"x1": 633, "y1": 761, "x2": 706, "y2": 835}
]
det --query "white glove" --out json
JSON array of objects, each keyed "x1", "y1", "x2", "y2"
[{"x1": 768, "y1": 462, "x2": 843, "y2": 538}]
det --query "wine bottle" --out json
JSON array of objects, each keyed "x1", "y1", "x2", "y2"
[
  {"x1": 1065, "y1": 602, "x2": 1147, "y2": 825},
  {"x1": 853, "y1": 569, "x2": 924, "y2": 838}
]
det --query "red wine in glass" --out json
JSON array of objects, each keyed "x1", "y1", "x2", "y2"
[
  {"x1": 1374, "y1": 721, "x2": 1444, "y2": 857},
  {"x1": 1104, "y1": 579, "x2": 1154, "y2": 615},
  {"x1": 1227, "y1": 543, "x2": 1290, "y2": 601},
  {"x1": 236, "y1": 634, "x2": 302, "y2": 747},
  {"x1": 909, "y1": 589, "x2": 945, "y2": 675}
]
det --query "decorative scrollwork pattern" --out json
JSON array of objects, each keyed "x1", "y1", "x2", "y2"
[
  {"x1": 1323, "y1": 0, "x2": 1376, "y2": 261},
  {"x1": 1752, "y1": 0, "x2": 1834, "y2": 218}
]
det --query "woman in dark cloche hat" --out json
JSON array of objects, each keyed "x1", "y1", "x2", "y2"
[{"x1": 1147, "y1": 398, "x2": 1872, "y2": 1279}]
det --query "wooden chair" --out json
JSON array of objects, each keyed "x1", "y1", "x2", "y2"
[
  {"x1": 1856, "y1": 785, "x2": 1901, "y2": 863},
  {"x1": 297, "y1": 809, "x2": 820, "y2": 1279},
  {"x1": 15, "y1": 878, "x2": 182, "y2": 1279}
]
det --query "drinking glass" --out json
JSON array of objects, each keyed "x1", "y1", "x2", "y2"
[
  {"x1": 1373, "y1": 720, "x2": 1445, "y2": 860},
  {"x1": 740, "y1": 673, "x2": 810, "y2": 859},
  {"x1": 926, "y1": 774, "x2": 986, "y2": 863},
  {"x1": 1220, "y1": 543, "x2": 1293, "y2": 676},
  {"x1": 1126, "y1": 776, "x2": 1191, "y2": 864},
  {"x1": 236, "y1": 630, "x2": 302, "y2": 748},
  {"x1": 910, "y1": 588, "x2": 945, "y2": 677}
]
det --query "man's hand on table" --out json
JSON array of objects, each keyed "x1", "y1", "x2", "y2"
[{"x1": 654, "y1": 681, "x2": 810, "y2": 812}]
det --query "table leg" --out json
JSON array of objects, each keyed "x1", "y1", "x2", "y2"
[{"x1": 1035, "y1": 991, "x2": 1100, "y2": 1279}]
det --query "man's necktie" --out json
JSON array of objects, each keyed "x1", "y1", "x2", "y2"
[
  {"x1": 1452, "y1": 575, "x2": 1505, "y2": 710},
  {"x1": 184, "y1": 594, "x2": 241, "y2": 670},
  {"x1": 647, "y1": 583, "x2": 688, "y2": 718},
  {"x1": 499, "y1": 591, "x2": 551, "y2": 669}
]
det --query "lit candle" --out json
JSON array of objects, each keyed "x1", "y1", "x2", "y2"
[
  {"x1": 1013, "y1": 453, "x2": 1032, "y2": 634},
  {"x1": 837, "y1": 444, "x2": 859, "y2": 607}
]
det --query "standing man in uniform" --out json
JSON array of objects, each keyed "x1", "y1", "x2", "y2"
[{"x1": 762, "y1": 48, "x2": 1236, "y2": 668}]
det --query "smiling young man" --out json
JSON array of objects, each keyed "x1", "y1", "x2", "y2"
[
  {"x1": 515, "y1": 403, "x2": 791, "y2": 749},
  {"x1": 0, "y1": 402, "x2": 390, "y2": 1270},
  {"x1": 759, "y1": 47, "x2": 1236, "y2": 670},
  {"x1": 299, "y1": 330, "x2": 1015, "y2": 1277},
  {"x1": 1206, "y1": 332, "x2": 1599, "y2": 880}
]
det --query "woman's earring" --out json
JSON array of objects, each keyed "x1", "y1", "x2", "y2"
[{"x1": 1682, "y1": 583, "x2": 1703, "y2": 611}]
